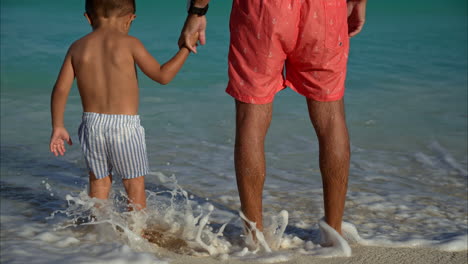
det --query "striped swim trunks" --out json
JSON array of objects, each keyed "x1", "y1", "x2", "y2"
[{"x1": 78, "y1": 112, "x2": 149, "y2": 180}]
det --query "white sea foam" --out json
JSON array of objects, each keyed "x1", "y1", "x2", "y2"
[
  {"x1": 2, "y1": 169, "x2": 466, "y2": 264},
  {"x1": 342, "y1": 222, "x2": 468, "y2": 252},
  {"x1": 36, "y1": 172, "x2": 368, "y2": 263},
  {"x1": 50, "y1": 171, "x2": 468, "y2": 258},
  {"x1": 1, "y1": 202, "x2": 167, "y2": 264}
]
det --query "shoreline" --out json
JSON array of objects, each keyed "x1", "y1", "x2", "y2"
[{"x1": 166, "y1": 245, "x2": 468, "y2": 264}]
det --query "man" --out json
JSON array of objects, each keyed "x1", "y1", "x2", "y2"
[{"x1": 179, "y1": 0, "x2": 367, "y2": 237}]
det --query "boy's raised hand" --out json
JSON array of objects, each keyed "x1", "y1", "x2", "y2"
[{"x1": 50, "y1": 127, "x2": 72, "y2": 156}]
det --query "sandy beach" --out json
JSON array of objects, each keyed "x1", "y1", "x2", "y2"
[{"x1": 167, "y1": 245, "x2": 468, "y2": 264}]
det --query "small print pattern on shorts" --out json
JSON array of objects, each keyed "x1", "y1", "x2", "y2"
[
  {"x1": 226, "y1": 0, "x2": 349, "y2": 104},
  {"x1": 78, "y1": 112, "x2": 149, "y2": 179}
]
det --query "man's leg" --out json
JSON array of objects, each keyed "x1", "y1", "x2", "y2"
[
  {"x1": 123, "y1": 176, "x2": 146, "y2": 211},
  {"x1": 89, "y1": 172, "x2": 112, "y2": 200},
  {"x1": 306, "y1": 98, "x2": 350, "y2": 235},
  {"x1": 234, "y1": 100, "x2": 273, "y2": 231}
]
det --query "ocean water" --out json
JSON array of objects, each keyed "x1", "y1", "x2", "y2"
[{"x1": 1, "y1": 0, "x2": 467, "y2": 263}]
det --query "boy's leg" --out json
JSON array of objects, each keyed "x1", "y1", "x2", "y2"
[
  {"x1": 306, "y1": 98, "x2": 350, "y2": 235},
  {"x1": 89, "y1": 172, "x2": 112, "y2": 200},
  {"x1": 123, "y1": 176, "x2": 146, "y2": 211}
]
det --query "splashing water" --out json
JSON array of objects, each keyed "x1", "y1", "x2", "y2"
[
  {"x1": 44, "y1": 171, "x2": 361, "y2": 261},
  {"x1": 47, "y1": 172, "x2": 234, "y2": 257},
  {"x1": 44, "y1": 171, "x2": 466, "y2": 263}
]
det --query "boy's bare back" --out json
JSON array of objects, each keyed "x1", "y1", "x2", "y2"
[
  {"x1": 66, "y1": 18, "x2": 197, "y2": 115},
  {"x1": 71, "y1": 29, "x2": 140, "y2": 115}
]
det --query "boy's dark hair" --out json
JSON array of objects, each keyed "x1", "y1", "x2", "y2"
[{"x1": 85, "y1": 0, "x2": 136, "y2": 19}]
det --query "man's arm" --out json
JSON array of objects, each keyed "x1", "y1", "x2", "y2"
[
  {"x1": 190, "y1": 0, "x2": 210, "y2": 8},
  {"x1": 347, "y1": 0, "x2": 367, "y2": 37},
  {"x1": 179, "y1": 0, "x2": 211, "y2": 53},
  {"x1": 132, "y1": 36, "x2": 196, "y2": 85},
  {"x1": 50, "y1": 49, "x2": 74, "y2": 156}
]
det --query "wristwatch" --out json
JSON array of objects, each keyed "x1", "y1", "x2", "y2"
[{"x1": 187, "y1": 0, "x2": 209, "y2": 16}]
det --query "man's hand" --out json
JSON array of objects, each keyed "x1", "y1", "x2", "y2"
[
  {"x1": 347, "y1": 0, "x2": 367, "y2": 37},
  {"x1": 178, "y1": 14, "x2": 207, "y2": 53},
  {"x1": 188, "y1": 32, "x2": 200, "y2": 49},
  {"x1": 50, "y1": 127, "x2": 72, "y2": 156}
]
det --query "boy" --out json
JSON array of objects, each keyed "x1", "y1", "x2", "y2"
[{"x1": 49, "y1": 0, "x2": 198, "y2": 211}]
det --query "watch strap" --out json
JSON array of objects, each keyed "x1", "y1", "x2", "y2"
[{"x1": 188, "y1": 0, "x2": 209, "y2": 16}]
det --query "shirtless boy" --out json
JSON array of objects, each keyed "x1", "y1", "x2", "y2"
[{"x1": 49, "y1": 0, "x2": 197, "y2": 210}]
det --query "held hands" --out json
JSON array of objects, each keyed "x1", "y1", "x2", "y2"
[
  {"x1": 178, "y1": 15, "x2": 206, "y2": 53},
  {"x1": 187, "y1": 32, "x2": 200, "y2": 49},
  {"x1": 347, "y1": 0, "x2": 367, "y2": 37},
  {"x1": 179, "y1": 31, "x2": 199, "y2": 53},
  {"x1": 49, "y1": 127, "x2": 72, "y2": 156}
]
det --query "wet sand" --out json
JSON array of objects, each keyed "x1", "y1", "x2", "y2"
[{"x1": 166, "y1": 245, "x2": 467, "y2": 264}]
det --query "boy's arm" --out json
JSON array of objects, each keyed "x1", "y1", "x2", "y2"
[
  {"x1": 132, "y1": 38, "x2": 192, "y2": 85},
  {"x1": 50, "y1": 49, "x2": 74, "y2": 156}
]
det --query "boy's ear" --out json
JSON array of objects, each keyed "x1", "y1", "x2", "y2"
[
  {"x1": 126, "y1": 14, "x2": 136, "y2": 28},
  {"x1": 84, "y1": 12, "x2": 92, "y2": 25}
]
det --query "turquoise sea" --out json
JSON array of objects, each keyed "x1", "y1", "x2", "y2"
[{"x1": 1, "y1": 0, "x2": 467, "y2": 263}]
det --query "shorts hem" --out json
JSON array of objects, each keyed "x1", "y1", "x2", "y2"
[
  {"x1": 88, "y1": 170, "x2": 111, "y2": 180},
  {"x1": 89, "y1": 170, "x2": 149, "y2": 180},
  {"x1": 286, "y1": 81, "x2": 345, "y2": 102},
  {"x1": 303, "y1": 92, "x2": 344, "y2": 102},
  {"x1": 226, "y1": 86, "x2": 277, "y2": 105},
  {"x1": 121, "y1": 172, "x2": 148, "y2": 180}
]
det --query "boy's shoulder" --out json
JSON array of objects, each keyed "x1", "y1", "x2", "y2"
[
  {"x1": 122, "y1": 34, "x2": 145, "y2": 48},
  {"x1": 66, "y1": 33, "x2": 95, "y2": 54},
  {"x1": 68, "y1": 33, "x2": 143, "y2": 54},
  {"x1": 70, "y1": 32, "x2": 142, "y2": 49}
]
